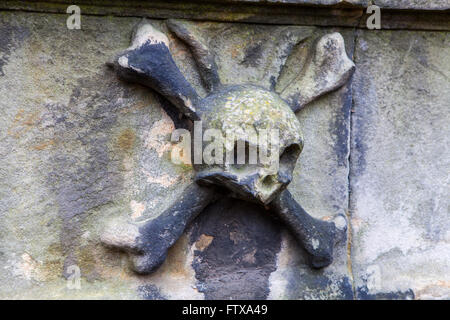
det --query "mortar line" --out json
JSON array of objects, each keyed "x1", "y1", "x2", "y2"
[{"x1": 0, "y1": 6, "x2": 448, "y2": 32}]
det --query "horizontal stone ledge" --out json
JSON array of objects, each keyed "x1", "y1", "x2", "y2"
[
  {"x1": 1, "y1": 0, "x2": 449, "y2": 30},
  {"x1": 205, "y1": 0, "x2": 450, "y2": 11}
]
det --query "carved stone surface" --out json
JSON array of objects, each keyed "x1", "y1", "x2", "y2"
[
  {"x1": 0, "y1": 9, "x2": 448, "y2": 300},
  {"x1": 103, "y1": 19, "x2": 354, "y2": 274}
]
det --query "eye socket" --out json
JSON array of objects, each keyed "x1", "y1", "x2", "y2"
[
  {"x1": 227, "y1": 141, "x2": 297, "y2": 169},
  {"x1": 279, "y1": 144, "x2": 301, "y2": 166}
]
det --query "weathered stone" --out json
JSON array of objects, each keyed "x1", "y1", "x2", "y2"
[
  {"x1": 209, "y1": 0, "x2": 369, "y2": 6},
  {"x1": 267, "y1": 28, "x2": 356, "y2": 299},
  {"x1": 189, "y1": 198, "x2": 283, "y2": 299},
  {"x1": 2, "y1": 1, "x2": 448, "y2": 30},
  {"x1": 373, "y1": 0, "x2": 450, "y2": 10},
  {"x1": 105, "y1": 17, "x2": 352, "y2": 277},
  {"x1": 0, "y1": 12, "x2": 197, "y2": 299},
  {"x1": 351, "y1": 30, "x2": 450, "y2": 299},
  {"x1": 0, "y1": 6, "x2": 448, "y2": 300},
  {"x1": 225, "y1": 0, "x2": 450, "y2": 10},
  {"x1": 280, "y1": 32, "x2": 355, "y2": 112},
  {"x1": 167, "y1": 19, "x2": 221, "y2": 92}
]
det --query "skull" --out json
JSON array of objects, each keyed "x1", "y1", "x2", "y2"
[{"x1": 194, "y1": 84, "x2": 304, "y2": 204}]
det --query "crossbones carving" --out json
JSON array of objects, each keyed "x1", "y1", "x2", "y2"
[{"x1": 102, "y1": 19, "x2": 355, "y2": 274}]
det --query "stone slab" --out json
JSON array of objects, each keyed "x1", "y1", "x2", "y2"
[{"x1": 351, "y1": 29, "x2": 450, "y2": 299}]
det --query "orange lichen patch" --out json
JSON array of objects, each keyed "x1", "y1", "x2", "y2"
[
  {"x1": 119, "y1": 99, "x2": 149, "y2": 114},
  {"x1": 117, "y1": 128, "x2": 136, "y2": 151},
  {"x1": 17, "y1": 253, "x2": 43, "y2": 281},
  {"x1": 15, "y1": 250, "x2": 63, "y2": 282},
  {"x1": 8, "y1": 109, "x2": 41, "y2": 138},
  {"x1": 37, "y1": 243, "x2": 65, "y2": 281},
  {"x1": 76, "y1": 245, "x2": 102, "y2": 281},
  {"x1": 91, "y1": 245, "x2": 137, "y2": 282},
  {"x1": 139, "y1": 234, "x2": 203, "y2": 299},
  {"x1": 195, "y1": 234, "x2": 214, "y2": 252},
  {"x1": 143, "y1": 170, "x2": 179, "y2": 188},
  {"x1": 167, "y1": 32, "x2": 192, "y2": 60},
  {"x1": 231, "y1": 47, "x2": 240, "y2": 59},
  {"x1": 32, "y1": 139, "x2": 56, "y2": 150},
  {"x1": 144, "y1": 111, "x2": 175, "y2": 157},
  {"x1": 415, "y1": 281, "x2": 450, "y2": 300},
  {"x1": 130, "y1": 200, "x2": 146, "y2": 220},
  {"x1": 351, "y1": 217, "x2": 364, "y2": 229}
]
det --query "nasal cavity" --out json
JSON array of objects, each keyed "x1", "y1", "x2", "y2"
[{"x1": 261, "y1": 174, "x2": 278, "y2": 188}]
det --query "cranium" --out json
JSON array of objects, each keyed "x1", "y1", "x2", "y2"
[
  {"x1": 194, "y1": 85, "x2": 303, "y2": 205},
  {"x1": 102, "y1": 19, "x2": 355, "y2": 274}
]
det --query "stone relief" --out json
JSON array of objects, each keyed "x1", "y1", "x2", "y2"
[{"x1": 101, "y1": 19, "x2": 355, "y2": 274}]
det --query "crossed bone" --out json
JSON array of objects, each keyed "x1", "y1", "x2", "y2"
[{"x1": 102, "y1": 19, "x2": 355, "y2": 274}]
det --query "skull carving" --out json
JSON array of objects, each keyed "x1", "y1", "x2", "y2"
[
  {"x1": 195, "y1": 85, "x2": 303, "y2": 205},
  {"x1": 102, "y1": 19, "x2": 355, "y2": 274}
]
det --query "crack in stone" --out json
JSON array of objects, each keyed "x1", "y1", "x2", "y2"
[{"x1": 345, "y1": 24, "x2": 364, "y2": 300}]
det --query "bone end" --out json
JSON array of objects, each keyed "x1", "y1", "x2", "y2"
[
  {"x1": 285, "y1": 32, "x2": 355, "y2": 113},
  {"x1": 100, "y1": 219, "x2": 141, "y2": 253},
  {"x1": 130, "y1": 19, "x2": 169, "y2": 50},
  {"x1": 314, "y1": 32, "x2": 355, "y2": 86}
]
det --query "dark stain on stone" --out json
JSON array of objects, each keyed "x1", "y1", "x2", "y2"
[
  {"x1": 189, "y1": 197, "x2": 282, "y2": 300},
  {"x1": 155, "y1": 94, "x2": 191, "y2": 130},
  {"x1": 350, "y1": 63, "x2": 375, "y2": 177},
  {"x1": 286, "y1": 92, "x2": 301, "y2": 113},
  {"x1": 241, "y1": 42, "x2": 264, "y2": 68},
  {"x1": 357, "y1": 285, "x2": 415, "y2": 300},
  {"x1": 330, "y1": 84, "x2": 352, "y2": 168},
  {"x1": 351, "y1": 108, "x2": 370, "y2": 176},
  {"x1": 349, "y1": 30, "x2": 370, "y2": 177},
  {"x1": 285, "y1": 270, "x2": 354, "y2": 299},
  {"x1": 138, "y1": 284, "x2": 167, "y2": 300},
  {"x1": 269, "y1": 75, "x2": 277, "y2": 91},
  {"x1": 0, "y1": 24, "x2": 30, "y2": 76},
  {"x1": 46, "y1": 75, "x2": 129, "y2": 278},
  {"x1": 329, "y1": 30, "x2": 355, "y2": 168}
]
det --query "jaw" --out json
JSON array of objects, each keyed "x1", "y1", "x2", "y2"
[
  {"x1": 195, "y1": 170, "x2": 288, "y2": 205},
  {"x1": 252, "y1": 186, "x2": 285, "y2": 205}
]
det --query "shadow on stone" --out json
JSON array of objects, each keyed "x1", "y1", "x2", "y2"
[{"x1": 189, "y1": 198, "x2": 283, "y2": 300}]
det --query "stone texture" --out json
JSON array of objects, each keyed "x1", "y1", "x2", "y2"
[
  {"x1": 205, "y1": 0, "x2": 369, "y2": 5},
  {"x1": 4, "y1": 0, "x2": 449, "y2": 12},
  {"x1": 189, "y1": 198, "x2": 283, "y2": 300},
  {"x1": 351, "y1": 30, "x2": 450, "y2": 299},
  {"x1": 280, "y1": 32, "x2": 355, "y2": 112},
  {"x1": 373, "y1": 0, "x2": 450, "y2": 10},
  {"x1": 0, "y1": 12, "x2": 199, "y2": 299},
  {"x1": 2, "y1": 1, "x2": 448, "y2": 31},
  {"x1": 268, "y1": 28, "x2": 356, "y2": 299},
  {"x1": 0, "y1": 8, "x2": 448, "y2": 300},
  {"x1": 0, "y1": 12, "x2": 355, "y2": 299},
  {"x1": 230, "y1": 0, "x2": 450, "y2": 10}
]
